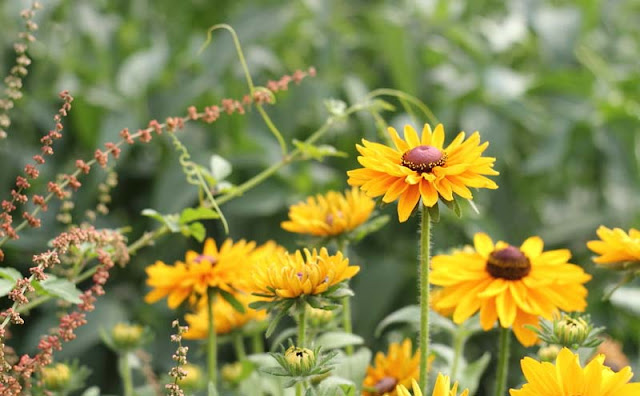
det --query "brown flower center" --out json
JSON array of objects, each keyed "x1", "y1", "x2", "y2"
[
  {"x1": 486, "y1": 245, "x2": 531, "y2": 280},
  {"x1": 401, "y1": 145, "x2": 447, "y2": 173},
  {"x1": 373, "y1": 376, "x2": 397, "y2": 394}
]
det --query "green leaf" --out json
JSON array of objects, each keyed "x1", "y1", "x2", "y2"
[
  {"x1": 81, "y1": 387, "x2": 101, "y2": 396},
  {"x1": 141, "y1": 209, "x2": 181, "y2": 232},
  {"x1": 351, "y1": 215, "x2": 390, "y2": 242},
  {"x1": 331, "y1": 349, "x2": 371, "y2": 389},
  {"x1": 219, "y1": 289, "x2": 246, "y2": 314},
  {"x1": 269, "y1": 327, "x2": 297, "y2": 352},
  {"x1": 186, "y1": 222, "x2": 206, "y2": 242},
  {"x1": 260, "y1": 366, "x2": 290, "y2": 377},
  {"x1": 375, "y1": 305, "x2": 420, "y2": 337},
  {"x1": 292, "y1": 140, "x2": 347, "y2": 161},
  {"x1": 460, "y1": 352, "x2": 491, "y2": 394},
  {"x1": 38, "y1": 276, "x2": 83, "y2": 304},
  {"x1": 179, "y1": 207, "x2": 220, "y2": 224},
  {"x1": 315, "y1": 331, "x2": 364, "y2": 350},
  {"x1": 207, "y1": 380, "x2": 219, "y2": 396},
  {"x1": 0, "y1": 267, "x2": 22, "y2": 282},
  {"x1": 210, "y1": 154, "x2": 232, "y2": 181},
  {"x1": 317, "y1": 376, "x2": 357, "y2": 396},
  {"x1": 442, "y1": 197, "x2": 461, "y2": 217},
  {"x1": 427, "y1": 203, "x2": 440, "y2": 223},
  {"x1": 0, "y1": 279, "x2": 16, "y2": 297},
  {"x1": 266, "y1": 300, "x2": 294, "y2": 338}
]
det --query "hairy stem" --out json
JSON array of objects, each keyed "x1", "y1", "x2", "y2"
[
  {"x1": 118, "y1": 353, "x2": 135, "y2": 396},
  {"x1": 494, "y1": 326, "x2": 511, "y2": 396},
  {"x1": 419, "y1": 205, "x2": 431, "y2": 393},
  {"x1": 207, "y1": 288, "x2": 218, "y2": 389}
]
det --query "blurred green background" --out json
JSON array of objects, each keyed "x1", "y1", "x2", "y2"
[{"x1": 1, "y1": 0, "x2": 639, "y2": 394}]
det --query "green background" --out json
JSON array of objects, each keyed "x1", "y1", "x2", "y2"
[{"x1": 1, "y1": 0, "x2": 639, "y2": 394}]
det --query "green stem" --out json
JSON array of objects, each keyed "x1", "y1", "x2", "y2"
[
  {"x1": 233, "y1": 333, "x2": 247, "y2": 361},
  {"x1": 118, "y1": 353, "x2": 134, "y2": 396},
  {"x1": 251, "y1": 332, "x2": 264, "y2": 354},
  {"x1": 418, "y1": 205, "x2": 431, "y2": 394},
  {"x1": 367, "y1": 88, "x2": 439, "y2": 126},
  {"x1": 450, "y1": 331, "x2": 465, "y2": 381},
  {"x1": 342, "y1": 296, "x2": 353, "y2": 356},
  {"x1": 296, "y1": 305, "x2": 307, "y2": 396},
  {"x1": 207, "y1": 288, "x2": 218, "y2": 390},
  {"x1": 494, "y1": 327, "x2": 511, "y2": 396}
]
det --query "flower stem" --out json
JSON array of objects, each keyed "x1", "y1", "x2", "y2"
[
  {"x1": 494, "y1": 326, "x2": 511, "y2": 396},
  {"x1": 233, "y1": 333, "x2": 247, "y2": 361},
  {"x1": 118, "y1": 353, "x2": 134, "y2": 396},
  {"x1": 296, "y1": 306, "x2": 307, "y2": 396},
  {"x1": 336, "y1": 239, "x2": 354, "y2": 356},
  {"x1": 252, "y1": 332, "x2": 264, "y2": 354},
  {"x1": 207, "y1": 288, "x2": 218, "y2": 390},
  {"x1": 450, "y1": 331, "x2": 465, "y2": 381},
  {"x1": 418, "y1": 205, "x2": 431, "y2": 394}
]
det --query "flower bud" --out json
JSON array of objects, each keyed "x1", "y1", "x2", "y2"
[
  {"x1": 111, "y1": 323, "x2": 144, "y2": 351},
  {"x1": 537, "y1": 344, "x2": 561, "y2": 362},
  {"x1": 306, "y1": 306, "x2": 334, "y2": 328},
  {"x1": 41, "y1": 363, "x2": 71, "y2": 391},
  {"x1": 221, "y1": 362, "x2": 243, "y2": 385},
  {"x1": 554, "y1": 316, "x2": 589, "y2": 347},
  {"x1": 284, "y1": 346, "x2": 315, "y2": 373},
  {"x1": 176, "y1": 363, "x2": 203, "y2": 391}
]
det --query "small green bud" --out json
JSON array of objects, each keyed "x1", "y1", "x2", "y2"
[
  {"x1": 221, "y1": 362, "x2": 243, "y2": 385},
  {"x1": 111, "y1": 323, "x2": 144, "y2": 351},
  {"x1": 537, "y1": 344, "x2": 561, "y2": 362},
  {"x1": 554, "y1": 316, "x2": 589, "y2": 347},
  {"x1": 284, "y1": 346, "x2": 315, "y2": 374},
  {"x1": 42, "y1": 363, "x2": 71, "y2": 391},
  {"x1": 176, "y1": 363, "x2": 203, "y2": 391},
  {"x1": 306, "y1": 306, "x2": 334, "y2": 327}
]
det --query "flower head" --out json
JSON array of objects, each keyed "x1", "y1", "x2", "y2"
[
  {"x1": 111, "y1": 323, "x2": 145, "y2": 351},
  {"x1": 250, "y1": 248, "x2": 359, "y2": 299},
  {"x1": 396, "y1": 375, "x2": 469, "y2": 396},
  {"x1": 281, "y1": 188, "x2": 375, "y2": 236},
  {"x1": 509, "y1": 347, "x2": 640, "y2": 396},
  {"x1": 347, "y1": 124, "x2": 498, "y2": 222},
  {"x1": 431, "y1": 233, "x2": 591, "y2": 346},
  {"x1": 587, "y1": 226, "x2": 640, "y2": 270},
  {"x1": 145, "y1": 238, "x2": 256, "y2": 308},
  {"x1": 362, "y1": 339, "x2": 433, "y2": 396},
  {"x1": 183, "y1": 293, "x2": 267, "y2": 338}
]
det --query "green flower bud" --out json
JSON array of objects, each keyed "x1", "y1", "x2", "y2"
[
  {"x1": 306, "y1": 306, "x2": 334, "y2": 327},
  {"x1": 537, "y1": 344, "x2": 561, "y2": 362},
  {"x1": 42, "y1": 363, "x2": 71, "y2": 391},
  {"x1": 176, "y1": 364, "x2": 203, "y2": 391},
  {"x1": 111, "y1": 323, "x2": 144, "y2": 351},
  {"x1": 284, "y1": 346, "x2": 315, "y2": 374},
  {"x1": 221, "y1": 362, "x2": 243, "y2": 385},
  {"x1": 554, "y1": 316, "x2": 590, "y2": 347}
]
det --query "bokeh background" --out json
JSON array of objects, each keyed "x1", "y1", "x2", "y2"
[{"x1": 1, "y1": 0, "x2": 639, "y2": 394}]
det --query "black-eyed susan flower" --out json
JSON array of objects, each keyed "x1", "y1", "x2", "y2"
[
  {"x1": 509, "y1": 347, "x2": 640, "y2": 396},
  {"x1": 587, "y1": 226, "x2": 640, "y2": 270},
  {"x1": 431, "y1": 233, "x2": 591, "y2": 346},
  {"x1": 362, "y1": 339, "x2": 432, "y2": 396},
  {"x1": 144, "y1": 238, "x2": 256, "y2": 309},
  {"x1": 250, "y1": 248, "x2": 359, "y2": 300},
  {"x1": 396, "y1": 375, "x2": 469, "y2": 396},
  {"x1": 281, "y1": 188, "x2": 375, "y2": 236},
  {"x1": 347, "y1": 124, "x2": 498, "y2": 222},
  {"x1": 182, "y1": 293, "x2": 267, "y2": 339}
]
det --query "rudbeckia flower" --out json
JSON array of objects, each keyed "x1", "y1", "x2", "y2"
[
  {"x1": 145, "y1": 238, "x2": 256, "y2": 308},
  {"x1": 183, "y1": 293, "x2": 266, "y2": 338},
  {"x1": 281, "y1": 188, "x2": 375, "y2": 236},
  {"x1": 510, "y1": 347, "x2": 640, "y2": 395},
  {"x1": 396, "y1": 375, "x2": 469, "y2": 396},
  {"x1": 587, "y1": 226, "x2": 640, "y2": 269},
  {"x1": 362, "y1": 339, "x2": 432, "y2": 396},
  {"x1": 250, "y1": 248, "x2": 359, "y2": 299},
  {"x1": 347, "y1": 124, "x2": 498, "y2": 222},
  {"x1": 431, "y1": 233, "x2": 591, "y2": 346}
]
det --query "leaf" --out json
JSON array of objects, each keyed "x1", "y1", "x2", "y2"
[
  {"x1": 351, "y1": 215, "x2": 390, "y2": 242},
  {"x1": 266, "y1": 300, "x2": 294, "y2": 338},
  {"x1": 81, "y1": 387, "x2": 100, "y2": 396},
  {"x1": 292, "y1": 140, "x2": 347, "y2": 160},
  {"x1": 315, "y1": 332, "x2": 364, "y2": 350},
  {"x1": 0, "y1": 279, "x2": 16, "y2": 297},
  {"x1": 207, "y1": 380, "x2": 219, "y2": 396},
  {"x1": 141, "y1": 209, "x2": 180, "y2": 232},
  {"x1": 269, "y1": 327, "x2": 297, "y2": 352},
  {"x1": 324, "y1": 99, "x2": 347, "y2": 116},
  {"x1": 210, "y1": 154, "x2": 232, "y2": 181},
  {"x1": 460, "y1": 352, "x2": 491, "y2": 395},
  {"x1": 186, "y1": 222, "x2": 206, "y2": 242},
  {"x1": 0, "y1": 267, "x2": 22, "y2": 282},
  {"x1": 442, "y1": 197, "x2": 461, "y2": 218},
  {"x1": 427, "y1": 203, "x2": 440, "y2": 223},
  {"x1": 610, "y1": 287, "x2": 640, "y2": 315},
  {"x1": 375, "y1": 305, "x2": 420, "y2": 337},
  {"x1": 317, "y1": 376, "x2": 356, "y2": 396},
  {"x1": 219, "y1": 289, "x2": 246, "y2": 314},
  {"x1": 260, "y1": 366, "x2": 290, "y2": 377},
  {"x1": 179, "y1": 207, "x2": 220, "y2": 224},
  {"x1": 38, "y1": 276, "x2": 83, "y2": 304},
  {"x1": 330, "y1": 348, "x2": 371, "y2": 389}
]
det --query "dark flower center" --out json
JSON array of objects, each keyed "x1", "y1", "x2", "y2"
[
  {"x1": 486, "y1": 246, "x2": 531, "y2": 280},
  {"x1": 373, "y1": 376, "x2": 397, "y2": 394},
  {"x1": 401, "y1": 145, "x2": 447, "y2": 173}
]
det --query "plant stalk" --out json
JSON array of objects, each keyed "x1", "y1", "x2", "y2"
[
  {"x1": 494, "y1": 326, "x2": 511, "y2": 396},
  {"x1": 418, "y1": 205, "x2": 431, "y2": 393},
  {"x1": 118, "y1": 352, "x2": 135, "y2": 396},
  {"x1": 207, "y1": 288, "x2": 218, "y2": 389}
]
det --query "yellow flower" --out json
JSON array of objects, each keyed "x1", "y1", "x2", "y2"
[
  {"x1": 362, "y1": 339, "x2": 433, "y2": 396},
  {"x1": 587, "y1": 226, "x2": 640, "y2": 269},
  {"x1": 431, "y1": 233, "x2": 591, "y2": 346},
  {"x1": 281, "y1": 188, "x2": 375, "y2": 236},
  {"x1": 251, "y1": 248, "x2": 359, "y2": 299},
  {"x1": 145, "y1": 238, "x2": 256, "y2": 309},
  {"x1": 347, "y1": 124, "x2": 498, "y2": 222},
  {"x1": 396, "y1": 375, "x2": 469, "y2": 396},
  {"x1": 510, "y1": 347, "x2": 640, "y2": 396},
  {"x1": 183, "y1": 293, "x2": 267, "y2": 338}
]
